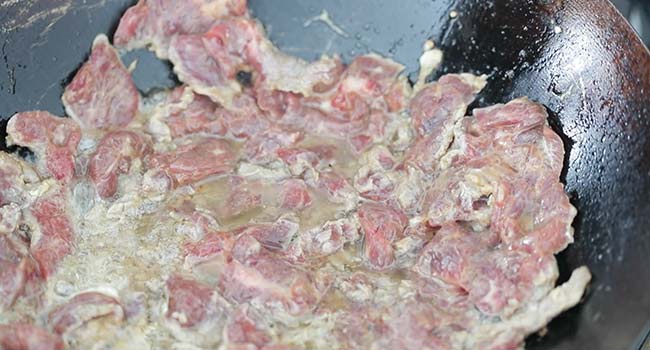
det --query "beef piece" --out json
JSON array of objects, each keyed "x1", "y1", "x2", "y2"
[
  {"x1": 0, "y1": 232, "x2": 36, "y2": 311},
  {"x1": 0, "y1": 203, "x2": 21, "y2": 235},
  {"x1": 145, "y1": 137, "x2": 236, "y2": 188},
  {"x1": 0, "y1": 157, "x2": 42, "y2": 308},
  {"x1": 0, "y1": 153, "x2": 40, "y2": 206},
  {"x1": 335, "y1": 54, "x2": 405, "y2": 101},
  {"x1": 456, "y1": 267, "x2": 590, "y2": 350},
  {"x1": 473, "y1": 98, "x2": 561, "y2": 177},
  {"x1": 169, "y1": 31, "x2": 243, "y2": 107},
  {"x1": 332, "y1": 306, "x2": 385, "y2": 349},
  {"x1": 466, "y1": 250, "x2": 558, "y2": 317},
  {"x1": 171, "y1": 17, "x2": 340, "y2": 105},
  {"x1": 184, "y1": 217, "x2": 299, "y2": 267},
  {"x1": 225, "y1": 305, "x2": 272, "y2": 349},
  {"x1": 157, "y1": 86, "x2": 226, "y2": 139},
  {"x1": 114, "y1": 0, "x2": 247, "y2": 58},
  {"x1": 62, "y1": 35, "x2": 139, "y2": 130},
  {"x1": 221, "y1": 93, "x2": 270, "y2": 139},
  {"x1": 168, "y1": 18, "x2": 259, "y2": 107},
  {"x1": 297, "y1": 218, "x2": 359, "y2": 258},
  {"x1": 434, "y1": 98, "x2": 576, "y2": 255},
  {"x1": 444, "y1": 97, "x2": 551, "y2": 173},
  {"x1": 233, "y1": 217, "x2": 299, "y2": 252},
  {"x1": 414, "y1": 223, "x2": 497, "y2": 287},
  {"x1": 393, "y1": 166, "x2": 426, "y2": 212},
  {"x1": 347, "y1": 110, "x2": 389, "y2": 153},
  {"x1": 491, "y1": 175, "x2": 576, "y2": 256},
  {"x1": 253, "y1": 47, "x2": 342, "y2": 97},
  {"x1": 0, "y1": 259, "x2": 27, "y2": 310},
  {"x1": 378, "y1": 302, "x2": 453, "y2": 350},
  {"x1": 414, "y1": 223, "x2": 559, "y2": 318},
  {"x1": 312, "y1": 92, "x2": 370, "y2": 138},
  {"x1": 405, "y1": 74, "x2": 485, "y2": 171},
  {"x1": 29, "y1": 190, "x2": 74, "y2": 279},
  {"x1": 423, "y1": 162, "x2": 512, "y2": 228},
  {"x1": 410, "y1": 74, "x2": 485, "y2": 137},
  {"x1": 312, "y1": 171, "x2": 357, "y2": 205},
  {"x1": 184, "y1": 231, "x2": 234, "y2": 268},
  {"x1": 216, "y1": 182, "x2": 262, "y2": 220},
  {"x1": 164, "y1": 274, "x2": 228, "y2": 347},
  {"x1": 220, "y1": 235, "x2": 330, "y2": 321},
  {"x1": 89, "y1": 131, "x2": 152, "y2": 198},
  {"x1": 384, "y1": 76, "x2": 412, "y2": 112},
  {"x1": 276, "y1": 144, "x2": 336, "y2": 176},
  {"x1": 0, "y1": 323, "x2": 64, "y2": 350},
  {"x1": 303, "y1": 54, "x2": 404, "y2": 140},
  {"x1": 358, "y1": 202, "x2": 408, "y2": 270},
  {"x1": 48, "y1": 291, "x2": 124, "y2": 335},
  {"x1": 171, "y1": 199, "x2": 221, "y2": 241},
  {"x1": 7, "y1": 111, "x2": 81, "y2": 182},
  {"x1": 255, "y1": 89, "x2": 306, "y2": 127},
  {"x1": 243, "y1": 128, "x2": 303, "y2": 164},
  {"x1": 354, "y1": 145, "x2": 397, "y2": 201},
  {"x1": 279, "y1": 179, "x2": 312, "y2": 210},
  {"x1": 332, "y1": 301, "x2": 461, "y2": 350}
]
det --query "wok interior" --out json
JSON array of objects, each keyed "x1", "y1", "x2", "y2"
[{"x1": 0, "y1": 0, "x2": 649, "y2": 349}]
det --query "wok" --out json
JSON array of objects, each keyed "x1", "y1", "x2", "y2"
[{"x1": 1, "y1": 0, "x2": 649, "y2": 349}]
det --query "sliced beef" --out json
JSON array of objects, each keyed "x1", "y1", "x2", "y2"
[
  {"x1": 169, "y1": 31, "x2": 243, "y2": 107},
  {"x1": 279, "y1": 179, "x2": 312, "y2": 210},
  {"x1": 164, "y1": 274, "x2": 228, "y2": 347},
  {"x1": 276, "y1": 144, "x2": 337, "y2": 176},
  {"x1": 225, "y1": 306, "x2": 272, "y2": 349},
  {"x1": 233, "y1": 218, "x2": 299, "y2": 252},
  {"x1": 410, "y1": 74, "x2": 486, "y2": 137},
  {"x1": 145, "y1": 137, "x2": 236, "y2": 189},
  {"x1": 62, "y1": 35, "x2": 139, "y2": 130},
  {"x1": 7, "y1": 111, "x2": 81, "y2": 182},
  {"x1": 0, "y1": 233, "x2": 35, "y2": 311},
  {"x1": 358, "y1": 202, "x2": 408, "y2": 270},
  {"x1": 0, "y1": 323, "x2": 64, "y2": 350},
  {"x1": 297, "y1": 218, "x2": 360, "y2": 258},
  {"x1": 88, "y1": 130, "x2": 152, "y2": 198},
  {"x1": 216, "y1": 181, "x2": 262, "y2": 220},
  {"x1": 29, "y1": 190, "x2": 75, "y2": 279},
  {"x1": 219, "y1": 235, "x2": 331, "y2": 321},
  {"x1": 243, "y1": 127, "x2": 303, "y2": 164},
  {"x1": 48, "y1": 291, "x2": 124, "y2": 335},
  {"x1": 354, "y1": 145, "x2": 397, "y2": 201},
  {"x1": 155, "y1": 86, "x2": 226, "y2": 139},
  {"x1": 114, "y1": 0, "x2": 247, "y2": 58},
  {"x1": 405, "y1": 73, "x2": 485, "y2": 171}
]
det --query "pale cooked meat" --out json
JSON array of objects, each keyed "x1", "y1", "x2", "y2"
[
  {"x1": 0, "y1": 1, "x2": 590, "y2": 349},
  {"x1": 62, "y1": 35, "x2": 139, "y2": 131},
  {"x1": 88, "y1": 131, "x2": 152, "y2": 198},
  {"x1": 7, "y1": 111, "x2": 81, "y2": 183},
  {"x1": 168, "y1": 17, "x2": 341, "y2": 107},
  {"x1": 0, "y1": 323, "x2": 65, "y2": 350},
  {"x1": 114, "y1": 0, "x2": 247, "y2": 58}
]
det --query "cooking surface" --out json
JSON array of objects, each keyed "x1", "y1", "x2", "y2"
[
  {"x1": 612, "y1": 0, "x2": 650, "y2": 46},
  {"x1": 1, "y1": 1, "x2": 650, "y2": 349}
]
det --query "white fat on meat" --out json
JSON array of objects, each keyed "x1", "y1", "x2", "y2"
[
  {"x1": 414, "y1": 40, "x2": 444, "y2": 92},
  {"x1": 258, "y1": 40, "x2": 340, "y2": 96},
  {"x1": 237, "y1": 162, "x2": 291, "y2": 181},
  {"x1": 453, "y1": 267, "x2": 591, "y2": 350},
  {"x1": 395, "y1": 166, "x2": 426, "y2": 210}
]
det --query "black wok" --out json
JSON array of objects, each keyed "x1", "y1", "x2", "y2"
[{"x1": 1, "y1": 0, "x2": 649, "y2": 349}]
